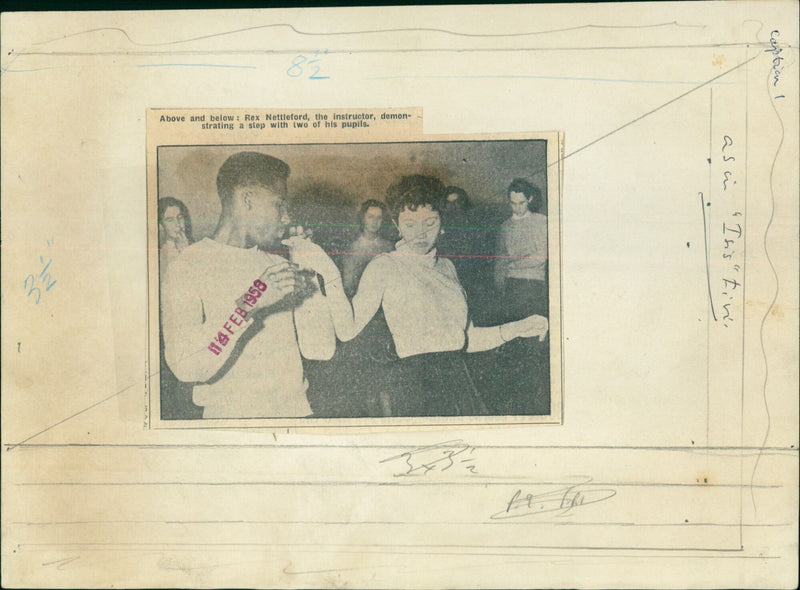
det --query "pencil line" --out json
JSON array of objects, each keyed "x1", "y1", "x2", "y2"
[
  {"x1": 739, "y1": 44, "x2": 750, "y2": 551},
  {"x1": 14, "y1": 42, "x2": 773, "y2": 58},
  {"x1": 701, "y1": 192, "x2": 718, "y2": 321},
  {"x1": 32, "y1": 21, "x2": 710, "y2": 48},
  {"x1": 548, "y1": 54, "x2": 759, "y2": 170},
  {"x1": 12, "y1": 519, "x2": 792, "y2": 528},
  {"x1": 706, "y1": 86, "x2": 713, "y2": 450},
  {"x1": 750, "y1": 57, "x2": 783, "y2": 519},
  {"x1": 365, "y1": 74, "x2": 737, "y2": 85},
  {"x1": 13, "y1": 545, "x2": 777, "y2": 559},
  {"x1": 5, "y1": 443, "x2": 796, "y2": 451},
  {"x1": 3, "y1": 385, "x2": 136, "y2": 452},
  {"x1": 17, "y1": 541, "x2": 746, "y2": 553},
  {"x1": 13, "y1": 481, "x2": 783, "y2": 489}
]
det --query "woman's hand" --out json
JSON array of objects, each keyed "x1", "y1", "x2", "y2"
[
  {"x1": 281, "y1": 235, "x2": 339, "y2": 281},
  {"x1": 287, "y1": 225, "x2": 314, "y2": 241},
  {"x1": 174, "y1": 231, "x2": 190, "y2": 250},
  {"x1": 504, "y1": 314, "x2": 549, "y2": 342}
]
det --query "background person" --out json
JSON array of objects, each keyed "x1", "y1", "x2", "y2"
[
  {"x1": 342, "y1": 199, "x2": 394, "y2": 296},
  {"x1": 438, "y1": 185, "x2": 492, "y2": 312},
  {"x1": 318, "y1": 198, "x2": 396, "y2": 417},
  {"x1": 494, "y1": 178, "x2": 548, "y2": 320},
  {"x1": 158, "y1": 196, "x2": 192, "y2": 283},
  {"x1": 476, "y1": 177, "x2": 550, "y2": 415},
  {"x1": 157, "y1": 196, "x2": 201, "y2": 419}
]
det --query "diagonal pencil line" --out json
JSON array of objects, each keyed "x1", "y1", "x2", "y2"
[
  {"x1": 5, "y1": 382, "x2": 141, "y2": 452},
  {"x1": 8, "y1": 359, "x2": 182, "y2": 451},
  {"x1": 6, "y1": 327, "x2": 247, "y2": 450},
  {"x1": 543, "y1": 53, "x2": 761, "y2": 171},
  {"x1": 4, "y1": 54, "x2": 762, "y2": 452}
]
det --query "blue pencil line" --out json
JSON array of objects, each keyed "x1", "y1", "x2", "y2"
[
  {"x1": 366, "y1": 74, "x2": 736, "y2": 85},
  {"x1": 1, "y1": 66, "x2": 69, "y2": 74},
  {"x1": 136, "y1": 63, "x2": 257, "y2": 69}
]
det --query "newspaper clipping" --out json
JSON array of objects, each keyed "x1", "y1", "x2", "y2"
[{"x1": 146, "y1": 108, "x2": 563, "y2": 428}]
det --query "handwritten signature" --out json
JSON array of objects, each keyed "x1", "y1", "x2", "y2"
[
  {"x1": 490, "y1": 479, "x2": 616, "y2": 520},
  {"x1": 380, "y1": 440, "x2": 478, "y2": 476}
]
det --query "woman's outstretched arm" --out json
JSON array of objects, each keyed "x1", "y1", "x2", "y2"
[
  {"x1": 466, "y1": 315, "x2": 548, "y2": 353},
  {"x1": 284, "y1": 236, "x2": 385, "y2": 342}
]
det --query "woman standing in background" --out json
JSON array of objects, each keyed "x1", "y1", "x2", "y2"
[
  {"x1": 342, "y1": 199, "x2": 393, "y2": 296},
  {"x1": 158, "y1": 196, "x2": 193, "y2": 282},
  {"x1": 157, "y1": 196, "x2": 202, "y2": 419},
  {"x1": 494, "y1": 178, "x2": 548, "y2": 320}
]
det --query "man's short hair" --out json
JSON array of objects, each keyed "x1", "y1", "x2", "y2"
[
  {"x1": 216, "y1": 151, "x2": 290, "y2": 206},
  {"x1": 507, "y1": 178, "x2": 542, "y2": 212},
  {"x1": 386, "y1": 175, "x2": 446, "y2": 219}
]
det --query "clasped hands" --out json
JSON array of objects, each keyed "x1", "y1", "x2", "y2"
[{"x1": 281, "y1": 229, "x2": 340, "y2": 282}]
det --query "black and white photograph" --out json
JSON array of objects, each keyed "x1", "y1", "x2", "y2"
[{"x1": 150, "y1": 135, "x2": 562, "y2": 424}]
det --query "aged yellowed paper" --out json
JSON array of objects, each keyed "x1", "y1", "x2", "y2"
[{"x1": 1, "y1": 3, "x2": 797, "y2": 588}]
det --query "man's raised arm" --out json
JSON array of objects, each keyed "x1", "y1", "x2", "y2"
[{"x1": 162, "y1": 259, "x2": 300, "y2": 382}]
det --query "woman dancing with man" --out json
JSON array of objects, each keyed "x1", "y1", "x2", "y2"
[{"x1": 285, "y1": 174, "x2": 548, "y2": 416}]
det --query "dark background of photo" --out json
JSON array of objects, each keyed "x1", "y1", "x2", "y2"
[{"x1": 158, "y1": 141, "x2": 548, "y2": 241}]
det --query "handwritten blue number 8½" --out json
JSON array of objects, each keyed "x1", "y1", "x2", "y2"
[{"x1": 286, "y1": 50, "x2": 329, "y2": 80}]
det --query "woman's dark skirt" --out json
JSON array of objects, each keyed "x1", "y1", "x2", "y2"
[
  {"x1": 388, "y1": 351, "x2": 488, "y2": 417},
  {"x1": 305, "y1": 310, "x2": 488, "y2": 418}
]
